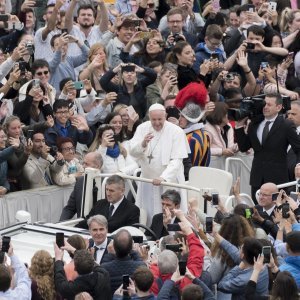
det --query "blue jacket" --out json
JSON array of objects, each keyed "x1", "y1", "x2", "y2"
[
  {"x1": 193, "y1": 42, "x2": 226, "y2": 74},
  {"x1": 44, "y1": 120, "x2": 93, "y2": 147},
  {"x1": 279, "y1": 255, "x2": 300, "y2": 288},
  {"x1": 217, "y1": 239, "x2": 269, "y2": 300}
]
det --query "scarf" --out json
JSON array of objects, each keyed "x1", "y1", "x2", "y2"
[{"x1": 106, "y1": 143, "x2": 120, "y2": 158}]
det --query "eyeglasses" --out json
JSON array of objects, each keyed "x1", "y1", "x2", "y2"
[
  {"x1": 55, "y1": 110, "x2": 69, "y2": 115},
  {"x1": 62, "y1": 147, "x2": 75, "y2": 152},
  {"x1": 36, "y1": 70, "x2": 49, "y2": 76},
  {"x1": 258, "y1": 193, "x2": 272, "y2": 197}
]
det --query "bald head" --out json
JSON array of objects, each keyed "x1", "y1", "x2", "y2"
[
  {"x1": 83, "y1": 152, "x2": 103, "y2": 170},
  {"x1": 258, "y1": 182, "x2": 278, "y2": 210}
]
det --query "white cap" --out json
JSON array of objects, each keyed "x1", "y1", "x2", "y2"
[{"x1": 149, "y1": 103, "x2": 166, "y2": 112}]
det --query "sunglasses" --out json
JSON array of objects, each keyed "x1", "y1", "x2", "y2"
[
  {"x1": 36, "y1": 70, "x2": 49, "y2": 76},
  {"x1": 148, "y1": 3, "x2": 155, "y2": 8}
]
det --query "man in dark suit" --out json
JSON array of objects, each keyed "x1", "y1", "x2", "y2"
[
  {"x1": 86, "y1": 215, "x2": 112, "y2": 265},
  {"x1": 251, "y1": 182, "x2": 278, "y2": 239},
  {"x1": 59, "y1": 152, "x2": 103, "y2": 221},
  {"x1": 76, "y1": 175, "x2": 140, "y2": 233},
  {"x1": 287, "y1": 101, "x2": 300, "y2": 182},
  {"x1": 148, "y1": 189, "x2": 181, "y2": 239},
  {"x1": 235, "y1": 93, "x2": 300, "y2": 201}
]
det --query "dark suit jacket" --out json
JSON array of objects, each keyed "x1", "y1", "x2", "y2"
[
  {"x1": 253, "y1": 205, "x2": 278, "y2": 239},
  {"x1": 60, "y1": 176, "x2": 84, "y2": 221},
  {"x1": 149, "y1": 213, "x2": 180, "y2": 239},
  {"x1": 235, "y1": 115, "x2": 300, "y2": 187},
  {"x1": 75, "y1": 197, "x2": 140, "y2": 233},
  {"x1": 88, "y1": 237, "x2": 113, "y2": 265}
]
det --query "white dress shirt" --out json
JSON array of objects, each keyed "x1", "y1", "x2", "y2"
[
  {"x1": 94, "y1": 237, "x2": 108, "y2": 264},
  {"x1": 257, "y1": 115, "x2": 278, "y2": 144}
]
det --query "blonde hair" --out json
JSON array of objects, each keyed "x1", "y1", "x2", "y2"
[
  {"x1": 29, "y1": 250, "x2": 56, "y2": 300},
  {"x1": 113, "y1": 104, "x2": 128, "y2": 113},
  {"x1": 279, "y1": 8, "x2": 300, "y2": 33},
  {"x1": 87, "y1": 43, "x2": 108, "y2": 71}
]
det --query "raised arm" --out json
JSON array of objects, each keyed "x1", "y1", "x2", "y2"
[
  {"x1": 42, "y1": 0, "x2": 65, "y2": 40},
  {"x1": 65, "y1": 0, "x2": 77, "y2": 33}
]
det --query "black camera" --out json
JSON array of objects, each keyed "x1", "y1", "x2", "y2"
[
  {"x1": 224, "y1": 73, "x2": 235, "y2": 81},
  {"x1": 25, "y1": 41, "x2": 34, "y2": 55},
  {"x1": 227, "y1": 95, "x2": 291, "y2": 121},
  {"x1": 173, "y1": 33, "x2": 185, "y2": 43},
  {"x1": 49, "y1": 146, "x2": 58, "y2": 157}
]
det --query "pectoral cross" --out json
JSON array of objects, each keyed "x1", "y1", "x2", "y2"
[{"x1": 147, "y1": 153, "x2": 154, "y2": 164}]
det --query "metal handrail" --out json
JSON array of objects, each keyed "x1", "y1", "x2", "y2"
[{"x1": 225, "y1": 157, "x2": 251, "y2": 173}]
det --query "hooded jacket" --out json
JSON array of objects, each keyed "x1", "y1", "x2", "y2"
[{"x1": 193, "y1": 42, "x2": 226, "y2": 75}]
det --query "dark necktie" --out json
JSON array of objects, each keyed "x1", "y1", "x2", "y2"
[
  {"x1": 108, "y1": 204, "x2": 114, "y2": 218},
  {"x1": 262, "y1": 121, "x2": 271, "y2": 144},
  {"x1": 94, "y1": 246, "x2": 106, "y2": 262}
]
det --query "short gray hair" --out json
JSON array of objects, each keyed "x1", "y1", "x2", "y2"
[
  {"x1": 161, "y1": 189, "x2": 181, "y2": 206},
  {"x1": 106, "y1": 175, "x2": 125, "y2": 188},
  {"x1": 87, "y1": 215, "x2": 108, "y2": 229},
  {"x1": 158, "y1": 250, "x2": 178, "y2": 274}
]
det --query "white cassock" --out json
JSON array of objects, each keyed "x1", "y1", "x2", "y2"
[{"x1": 129, "y1": 120, "x2": 190, "y2": 224}]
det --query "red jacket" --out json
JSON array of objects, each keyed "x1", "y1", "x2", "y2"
[{"x1": 150, "y1": 232, "x2": 204, "y2": 295}]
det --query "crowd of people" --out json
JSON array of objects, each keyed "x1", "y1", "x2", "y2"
[{"x1": 1, "y1": 0, "x2": 300, "y2": 298}]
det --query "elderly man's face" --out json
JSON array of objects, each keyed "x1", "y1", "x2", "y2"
[
  {"x1": 89, "y1": 221, "x2": 108, "y2": 245},
  {"x1": 149, "y1": 110, "x2": 166, "y2": 131},
  {"x1": 258, "y1": 184, "x2": 277, "y2": 209}
]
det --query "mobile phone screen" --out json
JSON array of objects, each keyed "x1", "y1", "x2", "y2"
[
  {"x1": 212, "y1": 193, "x2": 219, "y2": 206},
  {"x1": 122, "y1": 275, "x2": 130, "y2": 289},
  {"x1": 262, "y1": 246, "x2": 271, "y2": 263},
  {"x1": 205, "y1": 217, "x2": 213, "y2": 233},
  {"x1": 56, "y1": 232, "x2": 64, "y2": 248}
]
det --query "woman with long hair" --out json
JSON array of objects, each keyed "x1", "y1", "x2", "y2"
[
  {"x1": 204, "y1": 102, "x2": 238, "y2": 162},
  {"x1": 120, "y1": 33, "x2": 166, "y2": 66},
  {"x1": 79, "y1": 43, "x2": 109, "y2": 93},
  {"x1": 209, "y1": 215, "x2": 255, "y2": 286},
  {"x1": 113, "y1": 104, "x2": 140, "y2": 141},
  {"x1": 13, "y1": 81, "x2": 53, "y2": 126},
  {"x1": 166, "y1": 41, "x2": 207, "y2": 90},
  {"x1": 29, "y1": 250, "x2": 59, "y2": 300},
  {"x1": 89, "y1": 124, "x2": 138, "y2": 175},
  {"x1": 280, "y1": 8, "x2": 300, "y2": 48}
]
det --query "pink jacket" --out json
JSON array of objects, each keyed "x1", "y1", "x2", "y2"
[{"x1": 204, "y1": 122, "x2": 238, "y2": 156}]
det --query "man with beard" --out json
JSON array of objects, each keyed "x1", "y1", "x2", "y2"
[
  {"x1": 65, "y1": 0, "x2": 110, "y2": 57},
  {"x1": 22, "y1": 132, "x2": 64, "y2": 189},
  {"x1": 34, "y1": 0, "x2": 66, "y2": 61}
]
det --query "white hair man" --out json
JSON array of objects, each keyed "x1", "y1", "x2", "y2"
[{"x1": 130, "y1": 103, "x2": 190, "y2": 222}]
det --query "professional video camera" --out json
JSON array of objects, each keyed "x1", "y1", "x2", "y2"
[{"x1": 227, "y1": 94, "x2": 291, "y2": 121}]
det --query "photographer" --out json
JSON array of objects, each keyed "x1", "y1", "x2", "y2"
[
  {"x1": 162, "y1": 8, "x2": 197, "y2": 49},
  {"x1": 0, "y1": 239, "x2": 31, "y2": 299},
  {"x1": 22, "y1": 131, "x2": 64, "y2": 189},
  {"x1": 234, "y1": 93, "x2": 300, "y2": 200}
]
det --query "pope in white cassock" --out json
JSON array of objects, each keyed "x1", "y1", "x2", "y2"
[{"x1": 129, "y1": 103, "x2": 190, "y2": 223}]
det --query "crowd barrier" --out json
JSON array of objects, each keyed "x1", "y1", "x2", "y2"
[{"x1": 0, "y1": 184, "x2": 74, "y2": 228}]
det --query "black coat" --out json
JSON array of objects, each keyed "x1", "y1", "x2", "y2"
[
  {"x1": 101, "y1": 254, "x2": 145, "y2": 294},
  {"x1": 235, "y1": 115, "x2": 300, "y2": 187},
  {"x1": 54, "y1": 260, "x2": 111, "y2": 300},
  {"x1": 148, "y1": 213, "x2": 180, "y2": 239},
  {"x1": 75, "y1": 197, "x2": 140, "y2": 233},
  {"x1": 100, "y1": 68, "x2": 157, "y2": 119},
  {"x1": 60, "y1": 176, "x2": 84, "y2": 221}
]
